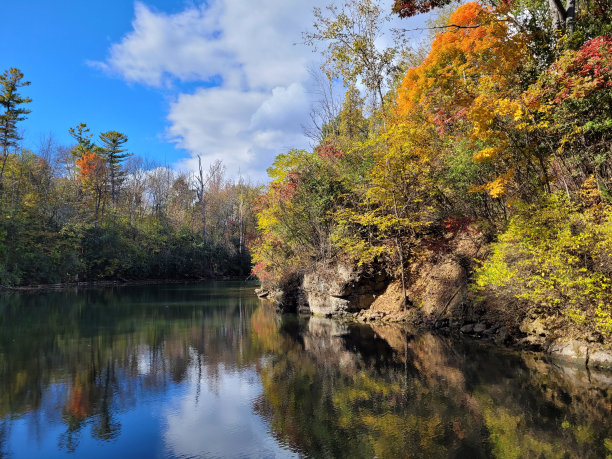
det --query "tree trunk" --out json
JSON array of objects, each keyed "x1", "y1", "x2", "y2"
[
  {"x1": 549, "y1": 0, "x2": 567, "y2": 31},
  {"x1": 566, "y1": 0, "x2": 576, "y2": 33}
]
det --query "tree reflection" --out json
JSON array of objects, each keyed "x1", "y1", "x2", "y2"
[
  {"x1": 251, "y1": 309, "x2": 612, "y2": 458},
  {"x1": 0, "y1": 283, "x2": 260, "y2": 452},
  {"x1": 0, "y1": 284, "x2": 610, "y2": 458}
]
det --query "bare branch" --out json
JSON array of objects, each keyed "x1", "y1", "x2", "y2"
[{"x1": 394, "y1": 23, "x2": 483, "y2": 34}]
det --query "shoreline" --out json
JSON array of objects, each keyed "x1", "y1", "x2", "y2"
[
  {"x1": 258, "y1": 292, "x2": 612, "y2": 373},
  {"x1": 0, "y1": 276, "x2": 256, "y2": 292},
  {"x1": 342, "y1": 311, "x2": 612, "y2": 373}
]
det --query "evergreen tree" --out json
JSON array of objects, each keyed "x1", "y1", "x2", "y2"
[
  {"x1": 0, "y1": 68, "x2": 31, "y2": 182},
  {"x1": 99, "y1": 131, "x2": 130, "y2": 204},
  {"x1": 69, "y1": 123, "x2": 97, "y2": 158}
]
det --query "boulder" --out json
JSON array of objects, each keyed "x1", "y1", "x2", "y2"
[
  {"x1": 588, "y1": 350, "x2": 612, "y2": 371},
  {"x1": 301, "y1": 262, "x2": 387, "y2": 316},
  {"x1": 548, "y1": 340, "x2": 589, "y2": 365}
]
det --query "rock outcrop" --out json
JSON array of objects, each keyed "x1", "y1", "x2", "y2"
[
  {"x1": 301, "y1": 262, "x2": 387, "y2": 315},
  {"x1": 257, "y1": 224, "x2": 612, "y2": 371}
]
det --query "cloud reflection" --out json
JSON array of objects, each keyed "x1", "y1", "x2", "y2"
[{"x1": 164, "y1": 364, "x2": 296, "y2": 458}]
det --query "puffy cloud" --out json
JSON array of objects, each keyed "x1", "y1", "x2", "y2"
[
  {"x1": 94, "y1": 1, "x2": 425, "y2": 180},
  {"x1": 164, "y1": 367, "x2": 295, "y2": 457},
  {"x1": 93, "y1": 2, "x2": 227, "y2": 87}
]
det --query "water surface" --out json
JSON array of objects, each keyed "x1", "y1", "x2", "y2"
[{"x1": 0, "y1": 282, "x2": 610, "y2": 458}]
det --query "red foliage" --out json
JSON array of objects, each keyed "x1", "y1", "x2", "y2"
[
  {"x1": 549, "y1": 36, "x2": 612, "y2": 105},
  {"x1": 423, "y1": 216, "x2": 476, "y2": 253},
  {"x1": 392, "y1": 0, "x2": 458, "y2": 18},
  {"x1": 431, "y1": 106, "x2": 468, "y2": 134},
  {"x1": 443, "y1": 215, "x2": 475, "y2": 236},
  {"x1": 315, "y1": 141, "x2": 344, "y2": 160},
  {"x1": 252, "y1": 262, "x2": 273, "y2": 281}
]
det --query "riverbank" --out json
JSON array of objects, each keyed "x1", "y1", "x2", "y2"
[
  {"x1": 0, "y1": 275, "x2": 254, "y2": 291},
  {"x1": 256, "y1": 237, "x2": 612, "y2": 372}
]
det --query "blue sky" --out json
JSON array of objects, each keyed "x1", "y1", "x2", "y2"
[{"x1": 1, "y1": 1, "x2": 427, "y2": 181}]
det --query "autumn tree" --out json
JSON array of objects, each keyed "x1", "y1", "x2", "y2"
[
  {"x1": 0, "y1": 68, "x2": 31, "y2": 183},
  {"x1": 332, "y1": 109, "x2": 436, "y2": 307},
  {"x1": 392, "y1": 0, "x2": 458, "y2": 18},
  {"x1": 338, "y1": 85, "x2": 369, "y2": 142},
  {"x1": 396, "y1": 2, "x2": 537, "y2": 205},
  {"x1": 76, "y1": 152, "x2": 108, "y2": 223},
  {"x1": 524, "y1": 36, "x2": 612, "y2": 194},
  {"x1": 252, "y1": 148, "x2": 349, "y2": 284}
]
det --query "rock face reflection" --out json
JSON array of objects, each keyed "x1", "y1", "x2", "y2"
[
  {"x1": 253, "y1": 308, "x2": 612, "y2": 459},
  {"x1": 0, "y1": 285, "x2": 610, "y2": 458}
]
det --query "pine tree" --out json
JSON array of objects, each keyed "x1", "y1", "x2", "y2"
[
  {"x1": 99, "y1": 131, "x2": 130, "y2": 204},
  {"x1": 69, "y1": 123, "x2": 97, "y2": 158},
  {"x1": 0, "y1": 68, "x2": 31, "y2": 183}
]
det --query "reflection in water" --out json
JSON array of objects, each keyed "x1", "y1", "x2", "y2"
[{"x1": 0, "y1": 283, "x2": 611, "y2": 458}]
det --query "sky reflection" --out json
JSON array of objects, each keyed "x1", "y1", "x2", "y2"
[{"x1": 164, "y1": 364, "x2": 295, "y2": 458}]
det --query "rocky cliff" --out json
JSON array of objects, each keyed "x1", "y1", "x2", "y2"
[{"x1": 257, "y1": 226, "x2": 612, "y2": 370}]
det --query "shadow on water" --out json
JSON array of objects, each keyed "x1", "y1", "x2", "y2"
[{"x1": 0, "y1": 284, "x2": 610, "y2": 458}]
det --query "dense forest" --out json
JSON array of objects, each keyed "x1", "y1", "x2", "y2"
[
  {"x1": 0, "y1": 72, "x2": 258, "y2": 285},
  {"x1": 251, "y1": 0, "x2": 612, "y2": 337}
]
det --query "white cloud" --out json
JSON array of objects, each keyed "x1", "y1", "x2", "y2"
[
  {"x1": 164, "y1": 365, "x2": 297, "y2": 457},
  {"x1": 94, "y1": 1, "x2": 427, "y2": 180},
  {"x1": 94, "y1": 2, "x2": 227, "y2": 87}
]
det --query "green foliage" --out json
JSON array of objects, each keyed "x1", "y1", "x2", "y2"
[
  {"x1": 0, "y1": 68, "x2": 31, "y2": 184},
  {"x1": 0, "y1": 68, "x2": 31, "y2": 156},
  {"x1": 68, "y1": 123, "x2": 97, "y2": 158},
  {"x1": 0, "y1": 79, "x2": 258, "y2": 285},
  {"x1": 99, "y1": 131, "x2": 131, "y2": 204},
  {"x1": 475, "y1": 193, "x2": 612, "y2": 334}
]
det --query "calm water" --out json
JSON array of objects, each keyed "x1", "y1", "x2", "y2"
[{"x1": 0, "y1": 282, "x2": 611, "y2": 458}]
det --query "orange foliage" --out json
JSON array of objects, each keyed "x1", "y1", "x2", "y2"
[
  {"x1": 65, "y1": 384, "x2": 92, "y2": 420},
  {"x1": 75, "y1": 152, "x2": 106, "y2": 188},
  {"x1": 398, "y1": 2, "x2": 526, "y2": 120},
  {"x1": 396, "y1": 2, "x2": 529, "y2": 198}
]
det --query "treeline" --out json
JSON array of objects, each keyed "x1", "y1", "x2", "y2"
[
  {"x1": 0, "y1": 72, "x2": 258, "y2": 285},
  {"x1": 252, "y1": 0, "x2": 612, "y2": 335}
]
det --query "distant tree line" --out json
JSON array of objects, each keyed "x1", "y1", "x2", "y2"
[{"x1": 0, "y1": 68, "x2": 259, "y2": 285}]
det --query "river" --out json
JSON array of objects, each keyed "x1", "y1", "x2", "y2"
[{"x1": 0, "y1": 282, "x2": 610, "y2": 458}]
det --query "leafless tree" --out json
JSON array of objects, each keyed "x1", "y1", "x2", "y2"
[
  {"x1": 193, "y1": 156, "x2": 224, "y2": 243},
  {"x1": 303, "y1": 67, "x2": 342, "y2": 145}
]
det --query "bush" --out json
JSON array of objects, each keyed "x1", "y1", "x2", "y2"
[{"x1": 474, "y1": 192, "x2": 612, "y2": 335}]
